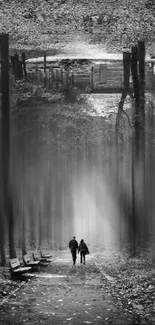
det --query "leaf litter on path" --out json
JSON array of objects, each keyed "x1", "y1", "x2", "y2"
[
  {"x1": 0, "y1": 249, "x2": 150, "y2": 324},
  {"x1": 92, "y1": 247, "x2": 155, "y2": 324}
]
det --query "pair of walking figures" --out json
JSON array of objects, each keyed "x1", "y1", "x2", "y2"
[{"x1": 69, "y1": 236, "x2": 89, "y2": 265}]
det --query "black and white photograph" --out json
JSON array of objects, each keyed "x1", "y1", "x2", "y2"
[{"x1": 0, "y1": 1, "x2": 155, "y2": 324}]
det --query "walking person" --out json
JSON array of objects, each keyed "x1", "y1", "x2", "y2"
[
  {"x1": 69, "y1": 236, "x2": 78, "y2": 265},
  {"x1": 78, "y1": 239, "x2": 89, "y2": 265}
]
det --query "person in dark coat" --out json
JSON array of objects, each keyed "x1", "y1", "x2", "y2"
[
  {"x1": 78, "y1": 239, "x2": 89, "y2": 265},
  {"x1": 69, "y1": 236, "x2": 78, "y2": 265}
]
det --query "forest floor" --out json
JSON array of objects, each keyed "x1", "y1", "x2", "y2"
[{"x1": 0, "y1": 249, "x2": 155, "y2": 325}]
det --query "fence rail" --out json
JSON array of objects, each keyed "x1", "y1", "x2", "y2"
[{"x1": 1, "y1": 62, "x2": 155, "y2": 94}]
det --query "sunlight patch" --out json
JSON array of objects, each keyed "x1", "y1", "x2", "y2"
[{"x1": 26, "y1": 273, "x2": 67, "y2": 278}]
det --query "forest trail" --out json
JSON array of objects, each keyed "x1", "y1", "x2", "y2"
[{"x1": 0, "y1": 250, "x2": 137, "y2": 325}]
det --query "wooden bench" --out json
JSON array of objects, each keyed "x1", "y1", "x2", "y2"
[
  {"x1": 40, "y1": 251, "x2": 53, "y2": 260},
  {"x1": 23, "y1": 254, "x2": 40, "y2": 268},
  {"x1": 32, "y1": 251, "x2": 49, "y2": 266},
  {"x1": 10, "y1": 258, "x2": 32, "y2": 278}
]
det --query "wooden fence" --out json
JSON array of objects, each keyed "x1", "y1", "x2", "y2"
[
  {"x1": 26, "y1": 65, "x2": 93, "y2": 91},
  {"x1": 27, "y1": 66, "x2": 64, "y2": 90},
  {"x1": 1, "y1": 61, "x2": 155, "y2": 94}
]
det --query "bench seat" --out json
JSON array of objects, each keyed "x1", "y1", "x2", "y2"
[
  {"x1": 23, "y1": 254, "x2": 40, "y2": 267},
  {"x1": 26, "y1": 261, "x2": 40, "y2": 265},
  {"x1": 40, "y1": 251, "x2": 53, "y2": 259},
  {"x1": 32, "y1": 252, "x2": 50, "y2": 266},
  {"x1": 10, "y1": 258, "x2": 32, "y2": 275},
  {"x1": 13, "y1": 266, "x2": 31, "y2": 272}
]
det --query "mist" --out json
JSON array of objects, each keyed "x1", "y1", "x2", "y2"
[
  {"x1": 7, "y1": 94, "x2": 128, "y2": 253},
  {"x1": 71, "y1": 163, "x2": 122, "y2": 248},
  {"x1": 1, "y1": 59, "x2": 155, "y2": 260}
]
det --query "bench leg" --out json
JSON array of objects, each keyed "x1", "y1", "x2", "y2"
[{"x1": 11, "y1": 272, "x2": 28, "y2": 281}]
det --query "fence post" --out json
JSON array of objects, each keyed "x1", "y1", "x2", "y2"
[
  {"x1": 61, "y1": 68, "x2": 63, "y2": 91},
  {"x1": 91, "y1": 66, "x2": 94, "y2": 92},
  {"x1": 36, "y1": 65, "x2": 39, "y2": 85},
  {"x1": 22, "y1": 52, "x2": 27, "y2": 80},
  {"x1": 49, "y1": 67, "x2": 52, "y2": 89},
  {"x1": 46, "y1": 68, "x2": 50, "y2": 89}
]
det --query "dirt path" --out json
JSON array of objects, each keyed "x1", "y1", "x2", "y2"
[{"x1": 0, "y1": 251, "x2": 137, "y2": 325}]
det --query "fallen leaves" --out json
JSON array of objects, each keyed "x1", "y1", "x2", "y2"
[
  {"x1": 132, "y1": 303, "x2": 144, "y2": 310},
  {"x1": 0, "y1": 280, "x2": 26, "y2": 306},
  {"x1": 93, "y1": 247, "x2": 155, "y2": 324},
  {"x1": 1, "y1": 249, "x2": 155, "y2": 325}
]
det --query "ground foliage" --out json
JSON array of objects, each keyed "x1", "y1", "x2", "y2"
[
  {"x1": 75, "y1": 0, "x2": 155, "y2": 50},
  {"x1": 0, "y1": 278, "x2": 23, "y2": 300},
  {"x1": 94, "y1": 246, "x2": 155, "y2": 324},
  {"x1": 0, "y1": 0, "x2": 155, "y2": 53},
  {"x1": 0, "y1": 0, "x2": 84, "y2": 51},
  {"x1": 1, "y1": 249, "x2": 155, "y2": 324}
]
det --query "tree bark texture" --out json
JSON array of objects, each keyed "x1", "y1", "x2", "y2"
[
  {"x1": 130, "y1": 42, "x2": 146, "y2": 252},
  {"x1": 1, "y1": 34, "x2": 16, "y2": 259}
]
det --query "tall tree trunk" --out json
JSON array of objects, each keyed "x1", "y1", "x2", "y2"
[
  {"x1": 130, "y1": 43, "x2": 146, "y2": 253},
  {"x1": 1, "y1": 34, "x2": 16, "y2": 259},
  {"x1": 46, "y1": 173, "x2": 52, "y2": 245},
  {"x1": 29, "y1": 202, "x2": 35, "y2": 248},
  {"x1": 138, "y1": 40, "x2": 145, "y2": 181},
  {"x1": 22, "y1": 212, "x2": 27, "y2": 256},
  {"x1": 130, "y1": 135, "x2": 137, "y2": 256},
  {"x1": 138, "y1": 41, "x2": 145, "y2": 149},
  {"x1": 116, "y1": 52, "x2": 131, "y2": 131},
  {"x1": 130, "y1": 45, "x2": 140, "y2": 256},
  {"x1": 46, "y1": 203, "x2": 51, "y2": 245},
  {"x1": 131, "y1": 46, "x2": 140, "y2": 158},
  {"x1": 138, "y1": 41, "x2": 146, "y2": 242},
  {"x1": 22, "y1": 193, "x2": 27, "y2": 256},
  {"x1": 8, "y1": 195, "x2": 16, "y2": 258},
  {"x1": 0, "y1": 211, "x2": 6, "y2": 265},
  {"x1": 38, "y1": 209, "x2": 42, "y2": 249},
  {"x1": 116, "y1": 52, "x2": 131, "y2": 180},
  {"x1": 115, "y1": 51, "x2": 131, "y2": 247},
  {"x1": 0, "y1": 108, "x2": 6, "y2": 265}
]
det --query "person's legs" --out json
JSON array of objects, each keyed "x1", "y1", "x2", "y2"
[
  {"x1": 71, "y1": 250, "x2": 74, "y2": 264},
  {"x1": 80, "y1": 251, "x2": 82, "y2": 264},
  {"x1": 83, "y1": 253, "x2": 86, "y2": 265},
  {"x1": 81, "y1": 252, "x2": 85, "y2": 264},
  {"x1": 71, "y1": 250, "x2": 73, "y2": 263},
  {"x1": 74, "y1": 250, "x2": 77, "y2": 264},
  {"x1": 72, "y1": 250, "x2": 76, "y2": 265}
]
